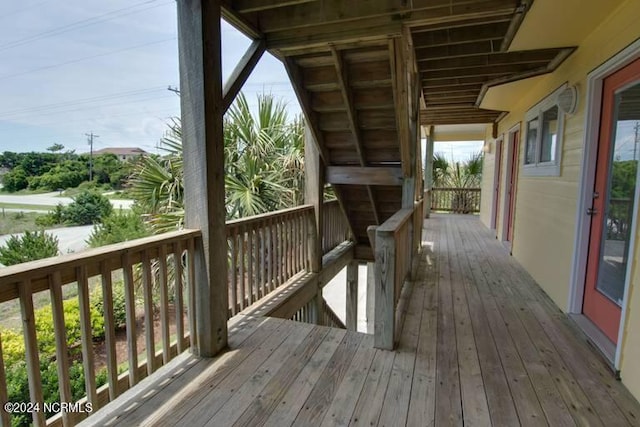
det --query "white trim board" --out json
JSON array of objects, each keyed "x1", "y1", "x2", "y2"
[{"x1": 568, "y1": 37, "x2": 640, "y2": 371}]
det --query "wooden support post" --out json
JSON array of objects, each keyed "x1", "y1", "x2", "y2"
[
  {"x1": 424, "y1": 125, "x2": 435, "y2": 218},
  {"x1": 305, "y1": 125, "x2": 324, "y2": 324},
  {"x1": 346, "y1": 260, "x2": 358, "y2": 331},
  {"x1": 366, "y1": 262, "x2": 375, "y2": 334},
  {"x1": 178, "y1": 0, "x2": 227, "y2": 357},
  {"x1": 305, "y1": 126, "x2": 323, "y2": 273}
]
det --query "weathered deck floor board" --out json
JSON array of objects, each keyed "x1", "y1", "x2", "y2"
[{"x1": 83, "y1": 215, "x2": 640, "y2": 427}]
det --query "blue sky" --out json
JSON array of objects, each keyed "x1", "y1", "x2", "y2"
[
  {"x1": 0, "y1": 0, "x2": 297, "y2": 154},
  {"x1": 0, "y1": 0, "x2": 482, "y2": 163}
]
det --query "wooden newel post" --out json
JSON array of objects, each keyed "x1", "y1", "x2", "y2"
[
  {"x1": 178, "y1": 0, "x2": 227, "y2": 357},
  {"x1": 374, "y1": 229, "x2": 395, "y2": 350}
]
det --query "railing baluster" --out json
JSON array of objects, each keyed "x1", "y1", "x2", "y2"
[
  {"x1": 122, "y1": 252, "x2": 139, "y2": 387},
  {"x1": 230, "y1": 230, "x2": 238, "y2": 316},
  {"x1": 174, "y1": 242, "x2": 185, "y2": 353},
  {"x1": 247, "y1": 227, "x2": 254, "y2": 306},
  {"x1": 268, "y1": 218, "x2": 274, "y2": 293},
  {"x1": 50, "y1": 272, "x2": 73, "y2": 424},
  {"x1": 99, "y1": 262, "x2": 119, "y2": 401},
  {"x1": 239, "y1": 226, "x2": 246, "y2": 310},
  {"x1": 141, "y1": 250, "x2": 155, "y2": 375},
  {"x1": 18, "y1": 279, "x2": 45, "y2": 427},
  {"x1": 187, "y1": 238, "x2": 197, "y2": 350},
  {"x1": 259, "y1": 225, "x2": 265, "y2": 299},
  {"x1": 158, "y1": 245, "x2": 170, "y2": 364},
  {"x1": 0, "y1": 330, "x2": 10, "y2": 427},
  {"x1": 77, "y1": 265, "x2": 98, "y2": 407}
]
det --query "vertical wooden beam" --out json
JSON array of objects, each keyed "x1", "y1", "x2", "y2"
[
  {"x1": 424, "y1": 125, "x2": 435, "y2": 218},
  {"x1": 305, "y1": 126, "x2": 324, "y2": 325},
  {"x1": 178, "y1": 0, "x2": 227, "y2": 357},
  {"x1": 305, "y1": 126, "x2": 323, "y2": 273},
  {"x1": 366, "y1": 262, "x2": 375, "y2": 334},
  {"x1": 346, "y1": 260, "x2": 358, "y2": 331}
]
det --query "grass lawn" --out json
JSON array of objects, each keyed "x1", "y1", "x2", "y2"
[
  {"x1": 0, "y1": 202, "x2": 56, "y2": 211},
  {"x1": 0, "y1": 210, "x2": 48, "y2": 235}
]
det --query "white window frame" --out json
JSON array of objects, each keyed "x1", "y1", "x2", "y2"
[{"x1": 522, "y1": 84, "x2": 567, "y2": 176}]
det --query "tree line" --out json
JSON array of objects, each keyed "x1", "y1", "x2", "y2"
[{"x1": 0, "y1": 147, "x2": 133, "y2": 192}]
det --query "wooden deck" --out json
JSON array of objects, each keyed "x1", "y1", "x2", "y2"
[{"x1": 83, "y1": 215, "x2": 640, "y2": 426}]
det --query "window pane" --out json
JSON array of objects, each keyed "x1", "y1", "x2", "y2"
[
  {"x1": 525, "y1": 118, "x2": 538, "y2": 164},
  {"x1": 540, "y1": 106, "x2": 559, "y2": 163}
]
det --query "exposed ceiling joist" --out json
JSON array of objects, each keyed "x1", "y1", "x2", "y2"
[
  {"x1": 234, "y1": 0, "x2": 315, "y2": 13},
  {"x1": 412, "y1": 21, "x2": 510, "y2": 48}
]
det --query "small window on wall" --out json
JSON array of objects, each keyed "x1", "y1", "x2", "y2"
[{"x1": 523, "y1": 85, "x2": 567, "y2": 176}]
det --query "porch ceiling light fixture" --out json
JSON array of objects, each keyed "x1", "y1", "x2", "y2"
[{"x1": 557, "y1": 84, "x2": 579, "y2": 115}]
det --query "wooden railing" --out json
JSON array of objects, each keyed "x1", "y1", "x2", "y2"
[
  {"x1": 0, "y1": 203, "x2": 353, "y2": 426},
  {"x1": 289, "y1": 296, "x2": 346, "y2": 329},
  {"x1": 226, "y1": 205, "x2": 315, "y2": 317},
  {"x1": 322, "y1": 199, "x2": 351, "y2": 254},
  {"x1": 431, "y1": 187, "x2": 481, "y2": 213},
  {"x1": 0, "y1": 230, "x2": 200, "y2": 426},
  {"x1": 372, "y1": 201, "x2": 422, "y2": 350}
]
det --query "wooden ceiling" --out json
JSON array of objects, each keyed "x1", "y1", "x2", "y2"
[
  {"x1": 223, "y1": 0, "x2": 575, "y2": 125},
  {"x1": 221, "y1": 0, "x2": 576, "y2": 257}
]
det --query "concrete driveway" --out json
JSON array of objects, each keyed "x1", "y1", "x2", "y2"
[{"x1": 0, "y1": 191, "x2": 134, "y2": 210}]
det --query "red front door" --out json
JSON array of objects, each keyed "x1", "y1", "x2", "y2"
[
  {"x1": 584, "y1": 58, "x2": 640, "y2": 343},
  {"x1": 506, "y1": 131, "x2": 520, "y2": 243}
]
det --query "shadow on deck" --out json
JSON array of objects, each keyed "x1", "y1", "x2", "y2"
[{"x1": 82, "y1": 214, "x2": 640, "y2": 426}]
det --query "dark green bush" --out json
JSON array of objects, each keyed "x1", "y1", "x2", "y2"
[
  {"x1": 0, "y1": 230, "x2": 59, "y2": 266},
  {"x1": 87, "y1": 210, "x2": 149, "y2": 247},
  {"x1": 35, "y1": 204, "x2": 65, "y2": 227},
  {"x1": 2, "y1": 167, "x2": 28, "y2": 192},
  {"x1": 62, "y1": 190, "x2": 112, "y2": 225}
]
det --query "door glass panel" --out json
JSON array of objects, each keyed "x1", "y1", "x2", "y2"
[{"x1": 596, "y1": 82, "x2": 640, "y2": 305}]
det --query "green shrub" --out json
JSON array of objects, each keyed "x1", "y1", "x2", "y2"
[
  {"x1": 35, "y1": 204, "x2": 65, "y2": 227},
  {"x1": 88, "y1": 210, "x2": 150, "y2": 247},
  {"x1": 0, "y1": 230, "x2": 59, "y2": 266},
  {"x1": 62, "y1": 190, "x2": 112, "y2": 225},
  {"x1": 1, "y1": 298, "x2": 105, "y2": 367},
  {"x1": 2, "y1": 167, "x2": 28, "y2": 192},
  {"x1": 90, "y1": 280, "x2": 128, "y2": 330},
  {"x1": 1, "y1": 296, "x2": 107, "y2": 427}
]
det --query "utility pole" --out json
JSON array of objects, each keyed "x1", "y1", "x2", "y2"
[{"x1": 85, "y1": 132, "x2": 99, "y2": 181}]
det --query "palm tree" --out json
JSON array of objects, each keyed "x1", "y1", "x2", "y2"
[
  {"x1": 129, "y1": 93, "x2": 304, "y2": 233},
  {"x1": 432, "y1": 151, "x2": 483, "y2": 213}
]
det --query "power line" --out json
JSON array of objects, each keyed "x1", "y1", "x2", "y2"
[
  {"x1": 0, "y1": 1, "x2": 55, "y2": 20},
  {"x1": 0, "y1": 37, "x2": 176, "y2": 81},
  {"x1": 0, "y1": 86, "x2": 169, "y2": 118},
  {"x1": 0, "y1": 0, "x2": 173, "y2": 52}
]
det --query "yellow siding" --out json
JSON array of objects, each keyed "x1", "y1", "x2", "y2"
[{"x1": 479, "y1": 0, "x2": 640, "y2": 399}]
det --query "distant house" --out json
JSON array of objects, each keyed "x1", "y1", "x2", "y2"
[{"x1": 93, "y1": 147, "x2": 147, "y2": 162}]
